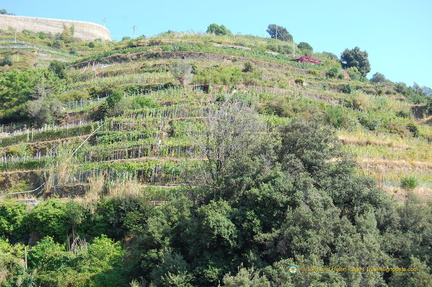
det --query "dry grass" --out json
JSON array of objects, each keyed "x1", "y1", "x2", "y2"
[
  {"x1": 106, "y1": 178, "x2": 144, "y2": 199},
  {"x1": 384, "y1": 186, "x2": 432, "y2": 204},
  {"x1": 73, "y1": 176, "x2": 104, "y2": 213}
]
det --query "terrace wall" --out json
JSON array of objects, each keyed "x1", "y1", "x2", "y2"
[{"x1": 0, "y1": 15, "x2": 110, "y2": 41}]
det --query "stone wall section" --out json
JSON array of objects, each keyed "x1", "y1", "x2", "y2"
[{"x1": 0, "y1": 15, "x2": 110, "y2": 41}]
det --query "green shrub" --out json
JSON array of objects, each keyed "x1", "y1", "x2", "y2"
[
  {"x1": 88, "y1": 86, "x2": 106, "y2": 98},
  {"x1": 396, "y1": 110, "x2": 412, "y2": 118},
  {"x1": 0, "y1": 53, "x2": 13, "y2": 66},
  {"x1": 295, "y1": 78, "x2": 304, "y2": 85},
  {"x1": 325, "y1": 106, "x2": 347, "y2": 128},
  {"x1": 132, "y1": 96, "x2": 160, "y2": 109},
  {"x1": 347, "y1": 67, "x2": 362, "y2": 81},
  {"x1": 359, "y1": 113, "x2": 381, "y2": 131},
  {"x1": 60, "y1": 89, "x2": 90, "y2": 101},
  {"x1": 326, "y1": 67, "x2": 339, "y2": 78},
  {"x1": 106, "y1": 89, "x2": 124, "y2": 108},
  {"x1": 308, "y1": 69, "x2": 320, "y2": 76},
  {"x1": 401, "y1": 177, "x2": 418, "y2": 190},
  {"x1": 242, "y1": 61, "x2": 254, "y2": 73},
  {"x1": 407, "y1": 122, "x2": 420, "y2": 137},
  {"x1": 341, "y1": 84, "x2": 355, "y2": 94}
]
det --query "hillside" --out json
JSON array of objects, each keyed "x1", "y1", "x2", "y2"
[
  {"x1": 1, "y1": 28, "x2": 432, "y2": 286},
  {"x1": 1, "y1": 30, "x2": 431, "y2": 202}
]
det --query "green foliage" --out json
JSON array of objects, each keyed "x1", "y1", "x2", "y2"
[
  {"x1": 0, "y1": 68, "x2": 66, "y2": 123},
  {"x1": 206, "y1": 24, "x2": 232, "y2": 36},
  {"x1": 28, "y1": 235, "x2": 126, "y2": 286},
  {"x1": 294, "y1": 78, "x2": 304, "y2": 85},
  {"x1": 242, "y1": 61, "x2": 255, "y2": 73},
  {"x1": 194, "y1": 101, "x2": 266, "y2": 199},
  {"x1": 106, "y1": 89, "x2": 123, "y2": 109},
  {"x1": 150, "y1": 252, "x2": 193, "y2": 286},
  {"x1": 321, "y1": 51, "x2": 339, "y2": 61},
  {"x1": 326, "y1": 66, "x2": 340, "y2": 78},
  {"x1": 325, "y1": 106, "x2": 347, "y2": 128},
  {"x1": 0, "y1": 9, "x2": 14, "y2": 15},
  {"x1": 0, "y1": 239, "x2": 34, "y2": 286},
  {"x1": 401, "y1": 177, "x2": 418, "y2": 190},
  {"x1": 370, "y1": 72, "x2": 386, "y2": 83},
  {"x1": 1, "y1": 28, "x2": 432, "y2": 287},
  {"x1": 347, "y1": 66, "x2": 362, "y2": 81},
  {"x1": 48, "y1": 60, "x2": 67, "y2": 80},
  {"x1": 407, "y1": 122, "x2": 420, "y2": 137},
  {"x1": 132, "y1": 96, "x2": 160, "y2": 109},
  {"x1": 194, "y1": 66, "x2": 242, "y2": 86},
  {"x1": 0, "y1": 201, "x2": 28, "y2": 242},
  {"x1": 27, "y1": 96, "x2": 64, "y2": 127},
  {"x1": 95, "y1": 196, "x2": 152, "y2": 240},
  {"x1": 359, "y1": 113, "x2": 381, "y2": 130},
  {"x1": 266, "y1": 24, "x2": 293, "y2": 41},
  {"x1": 340, "y1": 84, "x2": 355, "y2": 94},
  {"x1": 266, "y1": 43, "x2": 293, "y2": 54},
  {"x1": 298, "y1": 41, "x2": 313, "y2": 55},
  {"x1": 27, "y1": 199, "x2": 69, "y2": 242},
  {"x1": 223, "y1": 268, "x2": 270, "y2": 287},
  {"x1": 308, "y1": 69, "x2": 320, "y2": 76},
  {"x1": 341, "y1": 46, "x2": 371, "y2": 77},
  {"x1": 0, "y1": 52, "x2": 13, "y2": 66}
]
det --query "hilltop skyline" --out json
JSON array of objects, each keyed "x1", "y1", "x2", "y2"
[{"x1": 4, "y1": 0, "x2": 432, "y2": 88}]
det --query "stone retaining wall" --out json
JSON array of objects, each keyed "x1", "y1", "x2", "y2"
[{"x1": 0, "y1": 15, "x2": 110, "y2": 41}]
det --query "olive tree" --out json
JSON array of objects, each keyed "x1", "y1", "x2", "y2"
[{"x1": 170, "y1": 62, "x2": 193, "y2": 87}]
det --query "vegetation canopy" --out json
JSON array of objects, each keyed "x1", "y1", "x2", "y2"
[{"x1": 0, "y1": 22, "x2": 431, "y2": 287}]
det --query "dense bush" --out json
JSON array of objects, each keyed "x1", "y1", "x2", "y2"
[
  {"x1": 297, "y1": 41, "x2": 313, "y2": 55},
  {"x1": 326, "y1": 67, "x2": 340, "y2": 78},
  {"x1": 206, "y1": 24, "x2": 232, "y2": 36},
  {"x1": 340, "y1": 84, "x2": 355, "y2": 94},
  {"x1": 401, "y1": 177, "x2": 418, "y2": 190},
  {"x1": 370, "y1": 72, "x2": 387, "y2": 83},
  {"x1": 347, "y1": 66, "x2": 362, "y2": 81}
]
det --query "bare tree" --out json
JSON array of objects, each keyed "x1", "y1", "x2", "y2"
[
  {"x1": 190, "y1": 100, "x2": 271, "y2": 200},
  {"x1": 170, "y1": 62, "x2": 193, "y2": 87}
]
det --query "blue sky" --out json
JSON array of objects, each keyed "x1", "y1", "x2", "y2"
[{"x1": 4, "y1": 0, "x2": 432, "y2": 88}]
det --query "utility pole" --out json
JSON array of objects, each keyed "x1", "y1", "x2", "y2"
[
  {"x1": 293, "y1": 38, "x2": 296, "y2": 57},
  {"x1": 133, "y1": 25, "x2": 137, "y2": 38}
]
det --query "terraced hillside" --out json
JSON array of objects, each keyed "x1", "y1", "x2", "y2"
[
  {"x1": 1, "y1": 31, "x2": 431, "y2": 203},
  {"x1": 3, "y1": 28, "x2": 432, "y2": 287}
]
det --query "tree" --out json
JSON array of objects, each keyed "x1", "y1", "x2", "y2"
[
  {"x1": 170, "y1": 62, "x2": 193, "y2": 87},
  {"x1": 193, "y1": 101, "x2": 268, "y2": 199},
  {"x1": 370, "y1": 72, "x2": 386, "y2": 83},
  {"x1": 340, "y1": 47, "x2": 371, "y2": 77},
  {"x1": 0, "y1": 9, "x2": 14, "y2": 15},
  {"x1": 206, "y1": 24, "x2": 232, "y2": 36},
  {"x1": 266, "y1": 24, "x2": 293, "y2": 42},
  {"x1": 298, "y1": 42, "x2": 313, "y2": 54}
]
